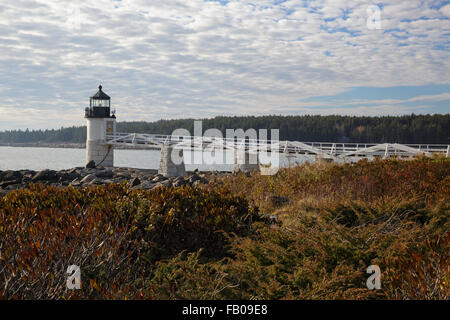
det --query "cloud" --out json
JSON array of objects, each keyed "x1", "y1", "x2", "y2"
[
  {"x1": 408, "y1": 92, "x2": 450, "y2": 102},
  {"x1": 440, "y1": 4, "x2": 450, "y2": 17},
  {"x1": 0, "y1": 0, "x2": 449, "y2": 129}
]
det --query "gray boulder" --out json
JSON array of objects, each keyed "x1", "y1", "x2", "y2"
[
  {"x1": 31, "y1": 170, "x2": 57, "y2": 182},
  {"x1": 152, "y1": 174, "x2": 166, "y2": 182},
  {"x1": 95, "y1": 169, "x2": 114, "y2": 179},
  {"x1": 173, "y1": 177, "x2": 186, "y2": 187},
  {"x1": 86, "y1": 160, "x2": 96, "y2": 169},
  {"x1": 80, "y1": 173, "x2": 96, "y2": 184},
  {"x1": 0, "y1": 180, "x2": 19, "y2": 188},
  {"x1": 140, "y1": 181, "x2": 155, "y2": 190},
  {"x1": 0, "y1": 170, "x2": 22, "y2": 182},
  {"x1": 129, "y1": 177, "x2": 141, "y2": 187}
]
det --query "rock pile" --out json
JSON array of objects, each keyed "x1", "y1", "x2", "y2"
[{"x1": 0, "y1": 167, "x2": 223, "y2": 196}]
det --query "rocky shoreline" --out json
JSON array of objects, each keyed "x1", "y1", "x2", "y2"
[{"x1": 0, "y1": 167, "x2": 229, "y2": 197}]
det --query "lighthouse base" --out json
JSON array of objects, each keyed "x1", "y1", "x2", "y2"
[{"x1": 86, "y1": 141, "x2": 114, "y2": 167}]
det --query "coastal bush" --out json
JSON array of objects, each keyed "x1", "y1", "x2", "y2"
[
  {"x1": 0, "y1": 184, "x2": 260, "y2": 299},
  {"x1": 200, "y1": 157, "x2": 449, "y2": 300},
  {"x1": 115, "y1": 186, "x2": 261, "y2": 258},
  {"x1": 211, "y1": 157, "x2": 450, "y2": 212},
  {"x1": 0, "y1": 157, "x2": 448, "y2": 299}
]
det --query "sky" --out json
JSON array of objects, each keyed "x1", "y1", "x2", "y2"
[{"x1": 0, "y1": 0, "x2": 449, "y2": 130}]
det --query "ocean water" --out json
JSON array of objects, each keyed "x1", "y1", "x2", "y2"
[{"x1": 0, "y1": 146, "x2": 309, "y2": 171}]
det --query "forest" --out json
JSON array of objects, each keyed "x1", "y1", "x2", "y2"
[{"x1": 0, "y1": 114, "x2": 449, "y2": 144}]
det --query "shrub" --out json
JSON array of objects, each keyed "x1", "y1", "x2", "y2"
[
  {"x1": 0, "y1": 184, "x2": 261, "y2": 299},
  {"x1": 0, "y1": 157, "x2": 448, "y2": 299}
]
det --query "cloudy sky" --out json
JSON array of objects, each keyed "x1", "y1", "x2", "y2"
[{"x1": 0, "y1": 0, "x2": 449, "y2": 130}]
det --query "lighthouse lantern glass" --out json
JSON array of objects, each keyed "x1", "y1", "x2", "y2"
[{"x1": 91, "y1": 99, "x2": 110, "y2": 107}]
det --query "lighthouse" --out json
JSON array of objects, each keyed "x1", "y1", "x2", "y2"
[{"x1": 85, "y1": 85, "x2": 116, "y2": 167}]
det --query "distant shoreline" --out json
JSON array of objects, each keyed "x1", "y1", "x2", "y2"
[
  {"x1": 0, "y1": 142, "x2": 85, "y2": 149},
  {"x1": 0, "y1": 143, "x2": 160, "y2": 150}
]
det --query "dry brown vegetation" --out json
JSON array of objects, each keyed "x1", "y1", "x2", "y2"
[{"x1": 0, "y1": 156, "x2": 448, "y2": 299}]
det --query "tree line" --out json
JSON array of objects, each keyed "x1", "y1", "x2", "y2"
[{"x1": 0, "y1": 114, "x2": 449, "y2": 144}]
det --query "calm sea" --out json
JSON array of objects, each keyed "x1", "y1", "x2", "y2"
[{"x1": 0, "y1": 146, "x2": 305, "y2": 171}]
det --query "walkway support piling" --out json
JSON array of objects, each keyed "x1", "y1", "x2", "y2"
[
  {"x1": 233, "y1": 149, "x2": 260, "y2": 173},
  {"x1": 158, "y1": 143, "x2": 186, "y2": 177}
]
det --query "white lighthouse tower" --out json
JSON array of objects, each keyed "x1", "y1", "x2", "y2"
[{"x1": 85, "y1": 85, "x2": 116, "y2": 167}]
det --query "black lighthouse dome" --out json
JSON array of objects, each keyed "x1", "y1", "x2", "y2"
[
  {"x1": 90, "y1": 85, "x2": 110, "y2": 102},
  {"x1": 85, "y1": 85, "x2": 115, "y2": 118}
]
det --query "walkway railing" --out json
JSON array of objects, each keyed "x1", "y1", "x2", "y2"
[{"x1": 105, "y1": 133, "x2": 450, "y2": 160}]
